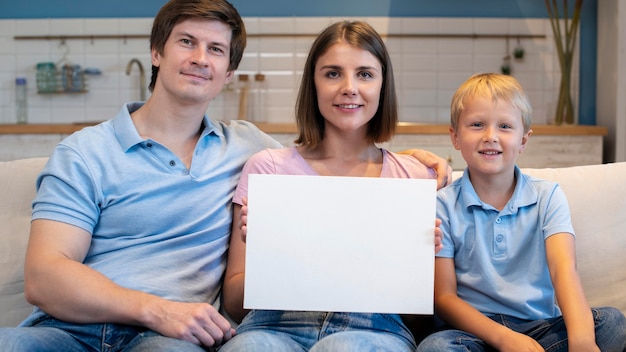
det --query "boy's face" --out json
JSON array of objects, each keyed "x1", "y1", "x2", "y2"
[
  {"x1": 151, "y1": 18, "x2": 234, "y2": 105},
  {"x1": 450, "y1": 95, "x2": 532, "y2": 177}
]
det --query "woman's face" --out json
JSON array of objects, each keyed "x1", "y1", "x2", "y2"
[{"x1": 314, "y1": 42, "x2": 383, "y2": 135}]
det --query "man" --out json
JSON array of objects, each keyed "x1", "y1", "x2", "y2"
[{"x1": 0, "y1": 0, "x2": 449, "y2": 350}]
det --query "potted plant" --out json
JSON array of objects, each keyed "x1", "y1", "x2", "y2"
[{"x1": 546, "y1": 0, "x2": 583, "y2": 125}]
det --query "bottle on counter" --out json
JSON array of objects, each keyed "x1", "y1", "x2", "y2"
[{"x1": 15, "y1": 78, "x2": 27, "y2": 124}]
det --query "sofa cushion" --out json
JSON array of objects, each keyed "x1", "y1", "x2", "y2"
[
  {"x1": 523, "y1": 162, "x2": 626, "y2": 315},
  {"x1": 0, "y1": 157, "x2": 47, "y2": 327},
  {"x1": 452, "y1": 162, "x2": 626, "y2": 315}
]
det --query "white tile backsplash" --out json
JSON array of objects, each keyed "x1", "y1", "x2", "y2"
[
  {"x1": 474, "y1": 19, "x2": 510, "y2": 34},
  {"x1": 438, "y1": 18, "x2": 474, "y2": 34},
  {"x1": 510, "y1": 18, "x2": 546, "y2": 36},
  {"x1": 0, "y1": 17, "x2": 574, "y2": 126}
]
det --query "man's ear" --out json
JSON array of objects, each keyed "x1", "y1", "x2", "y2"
[{"x1": 225, "y1": 70, "x2": 235, "y2": 85}]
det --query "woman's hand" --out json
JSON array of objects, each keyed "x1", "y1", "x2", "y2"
[
  {"x1": 239, "y1": 197, "x2": 249, "y2": 242},
  {"x1": 435, "y1": 218, "x2": 443, "y2": 254}
]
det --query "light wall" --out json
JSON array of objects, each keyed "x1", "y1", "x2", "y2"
[
  {"x1": 0, "y1": 16, "x2": 568, "y2": 126},
  {"x1": 596, "y1": 1, "x2": 626, "y2": 163}
]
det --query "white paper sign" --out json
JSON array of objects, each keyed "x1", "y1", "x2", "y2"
[{"x1": 244, "y1": 174, "x2": 436, "y2": 314}]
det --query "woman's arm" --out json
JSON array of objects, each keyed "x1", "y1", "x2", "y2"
[{"x1": 222, "y1": 204, "x2": 250, "y2": 323}]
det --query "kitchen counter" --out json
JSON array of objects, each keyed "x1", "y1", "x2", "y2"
[
  {"x1": 0, "y1": 123, "x2": 608, "y2": 166},
  {"x1": 254, "y1": 122, "x2": 608, "y2": 136},
  {"x1": 0, "y1": 122, "x2": 609, "y2": 136}
]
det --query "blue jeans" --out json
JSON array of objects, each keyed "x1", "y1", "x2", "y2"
[
  {"x1": 218, "y1": 310, "x2": 416, "y2": 352},
  {"x1": 416, "y1": 307, "x2": 626, "y2": 352},
  {"x1": 0, "y1": 314, "x2": 210, "y2": 352}
]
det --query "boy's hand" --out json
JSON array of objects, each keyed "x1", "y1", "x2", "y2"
[{"x1": 496, "y1": 330, "x2": 544, "y2": 352}]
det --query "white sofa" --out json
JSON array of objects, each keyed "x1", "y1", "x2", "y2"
[{"x1": 1, "y1": 157, "x2": 625, "y2": 327}]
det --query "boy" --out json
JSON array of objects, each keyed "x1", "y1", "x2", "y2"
[{"x1": 417, "y1": 73, "x2": 626, "y2": 351}]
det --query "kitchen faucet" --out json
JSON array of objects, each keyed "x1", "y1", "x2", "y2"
[{"x1": 125, "y1": 58, "x2": 146, "y2": 101}]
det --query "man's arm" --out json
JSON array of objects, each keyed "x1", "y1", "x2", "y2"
[
  {"x1": 398, "y1": 149, "x2": 452, "y2": 189},
  {"x1": 24, "y1": 219, "x2": 235, "y2": 347}
]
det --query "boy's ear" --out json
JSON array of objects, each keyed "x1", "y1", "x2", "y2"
[
  {"x1": 519, "y1": 129, "x2": 533, "y2": 153},
  {"x1": 449, "y1": 126, "x2": 461, "y2": 150}
]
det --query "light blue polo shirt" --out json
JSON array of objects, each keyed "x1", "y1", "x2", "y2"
[
  {"x1": 436, "y1": 166, "x2": 574, "y2": 320},
  {"x1": 23, "y1": 102, "x2": 281, "y2": 326}
]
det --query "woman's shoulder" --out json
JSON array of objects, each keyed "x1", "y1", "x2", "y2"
[
  {"x1": 243, "y1": 146, "x2": 304, "y2": 174},
  {"x1": 249, "y1": 146, "x2": 296, "y2": 162},
  {"x1": 383, "y1": 149, "x2": 437, "y2": 179}
]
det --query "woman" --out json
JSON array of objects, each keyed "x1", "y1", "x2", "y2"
[{"x1": 220, "y1": 21, "x2": 443, "y2": 352}]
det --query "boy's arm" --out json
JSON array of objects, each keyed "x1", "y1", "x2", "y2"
[
  {"x1": 222, "y1": 204, "x2": 250, "y2": 323},
  {"x1": 546, "y1": 233, "x2": 600, "y2": 351},
  {"x1": 434, "y1": 258, "x2": 543, "y2": 351}
]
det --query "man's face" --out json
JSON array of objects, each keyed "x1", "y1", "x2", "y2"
[{"x1": 151, "y1": 18, "x2": 234, "y2": 104}]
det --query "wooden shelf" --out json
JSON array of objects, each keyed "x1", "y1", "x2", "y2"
[
  {"x1": 14, "y1": 33, "x2": 545, "y2": 42},
  {"x1": 0, "y1": 124, "x2": 90, "y2": 135},
  {"x1": 0, "y1": 122, "x2": 608, "y2": 136}
]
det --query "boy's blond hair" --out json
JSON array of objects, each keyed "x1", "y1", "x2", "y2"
[{"x1": 450, "y1": 73, "x2": 532, "y2": 133}]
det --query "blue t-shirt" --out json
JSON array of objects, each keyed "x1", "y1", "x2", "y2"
[
  {"x1": 22, "y1": 102, "x2": 281, "y2": 326},
  {"x1": 436, "y1": 166, "x2": 574, "y2": 320}
]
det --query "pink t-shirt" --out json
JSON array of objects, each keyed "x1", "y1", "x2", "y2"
[{"x1": 233, "y1": 146, "x2": 436, "y2": 205}]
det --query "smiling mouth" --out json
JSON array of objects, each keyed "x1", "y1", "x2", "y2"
[
  {"x1": 182, "y1": 71, "x2": 210, "y2": 80},
  {"x1": 479, "y1": 150, "x2": 502, "y2": 155},
  {"x1": 335, "y1": 104, "x2": 361, "y2": 109}
]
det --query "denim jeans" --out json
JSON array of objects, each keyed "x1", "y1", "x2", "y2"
[
  {"x1": 416, "y1": 307, "x2": 626, "y2": 352},
  {"x1": 218, "y1": 310, "x2": 416, "y2": 352},
  {"x1": 0, "y1": 314, "x2": 210, "y2": 352}
]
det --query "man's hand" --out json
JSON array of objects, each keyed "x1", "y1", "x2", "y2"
[
  {"x1": 146, "y1": 299, "x2": 236, "y2": 347},
  {"x1": 398, "y1": 149, "x2": 452, "y2": 189}
]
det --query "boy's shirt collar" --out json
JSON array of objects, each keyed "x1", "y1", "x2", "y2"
[{"x1": 460, "y1": 166, "x2": 538, "y2": 215}]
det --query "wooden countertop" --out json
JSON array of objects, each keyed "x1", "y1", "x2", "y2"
[{"x1": 0, "y1": 122, "x2": 608, "y2": 136}]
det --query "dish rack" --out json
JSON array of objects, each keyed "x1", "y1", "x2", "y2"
[{"x1": 36, "y1": 63, "x2": 88, "y2": 94}]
